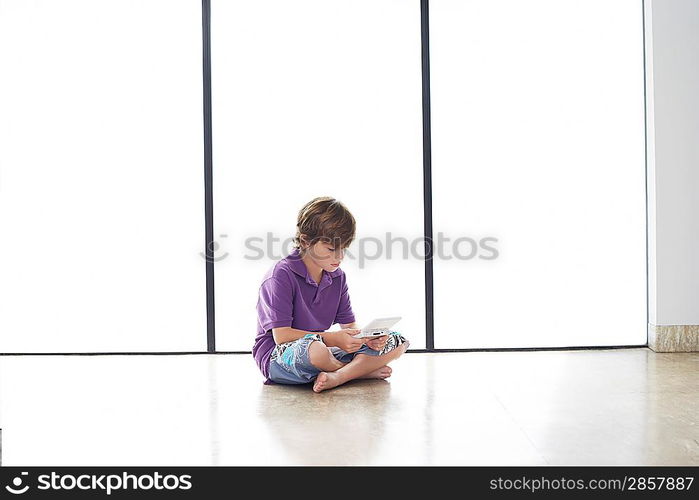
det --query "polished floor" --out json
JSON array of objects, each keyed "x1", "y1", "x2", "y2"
[{"x1": 0, "y1": 348, "x2": 696, "y2": 465}]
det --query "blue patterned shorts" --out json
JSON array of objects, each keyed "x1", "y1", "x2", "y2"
[{"x1": 267, "y1": 331, "x2": 408, "y2": 385}]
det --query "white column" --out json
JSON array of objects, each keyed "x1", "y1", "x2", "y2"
[{"x1": 645, "y1": 0, "x2": 699, "y2": 351}]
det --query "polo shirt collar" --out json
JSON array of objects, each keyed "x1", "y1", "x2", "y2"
[{"x1": 286, "y1": 247, "x2": 342, "y2": 286}]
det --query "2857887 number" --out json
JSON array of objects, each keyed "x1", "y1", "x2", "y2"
[{"x1": 627, "y1": 476, "x2": 694, "y2": 490}]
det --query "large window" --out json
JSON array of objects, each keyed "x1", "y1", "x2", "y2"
[
  {"x1": 211, "y1": 0, "x2": 426, "y2": 351},
  {"x1": 0, "y1": 0, "x2": 206, "y2": 351},
  {"x1": 430, "y1": 0, "x2": 647, "y2": 348},
  {"x1": 0, "y1": 0, "x2": 647, "y2": 353}
]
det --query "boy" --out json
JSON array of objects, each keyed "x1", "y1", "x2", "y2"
[{"x1": 252, "y1": 196, "x2": 409, "y2": 393}]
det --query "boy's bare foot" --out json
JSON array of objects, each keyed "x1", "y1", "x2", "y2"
[
  {"x1": 313, "y1": 372, "x2": 343, "y2": 393},
  {"x1": 359, "y1": 366, "x2": 392, "y2": 379}
]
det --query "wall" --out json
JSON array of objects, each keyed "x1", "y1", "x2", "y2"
[{"x1": 645, "y1": 0, "x2": 699, "y2": 350}]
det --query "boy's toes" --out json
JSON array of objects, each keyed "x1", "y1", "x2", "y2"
[{"x1": 313, "y1": 372, "x2": 329, "y2": 393}]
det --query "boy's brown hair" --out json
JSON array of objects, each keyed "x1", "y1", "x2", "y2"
[{"x1": 294, "y1": 196, "x2": 356, "y2": 252}]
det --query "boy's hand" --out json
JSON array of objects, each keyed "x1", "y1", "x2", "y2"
[
  {"x1": 364, "y1": 335, "x2": 388, "y2": 352},
  {"x1": 323, "y1": 329, "x2": 364, "y2": 353}
]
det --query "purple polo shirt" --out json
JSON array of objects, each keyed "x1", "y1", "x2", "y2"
[{"x1": 253, "y1": 247, "x2": 356, "y2": 382}]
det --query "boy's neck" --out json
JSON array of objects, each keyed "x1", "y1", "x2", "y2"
[{"x1": 301, "y1": 250, "x2": 324, "y2": 284}]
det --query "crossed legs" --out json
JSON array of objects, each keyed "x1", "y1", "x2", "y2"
[{"x1": 308, "y1": 340, "x2": 408, "y2": 393}]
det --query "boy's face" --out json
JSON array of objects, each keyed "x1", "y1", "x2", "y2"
[{"x1": 304, "y1": 239, "x2": 345, "y2": 272}]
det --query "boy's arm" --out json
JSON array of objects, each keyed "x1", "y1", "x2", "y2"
[
  {"x1": 271, "y1": 326, "x2": 319, "y2": 345},
  {"x1": 339, "y1": 321, "x2": 358, "y2": 330},
  {"x1": 272, "y1": 325, "x2": 363, "y2": 352}
]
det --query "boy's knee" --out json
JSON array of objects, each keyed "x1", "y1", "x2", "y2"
[
  {"x1": 383, "y1": 336, "x2": 409, "y2": 358},
  {"x1": 308, "y1": 340, "x2": 333, "y2": 367},
  {"x1": 393, "y1": 341, "x2": 409, "y2": 357}
]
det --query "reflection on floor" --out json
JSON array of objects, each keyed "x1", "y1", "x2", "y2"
[{"x1": 0, "y1": 348, "x2": 696, "y2": 465}]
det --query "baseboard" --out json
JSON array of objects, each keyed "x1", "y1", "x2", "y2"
[{"x1": 648, "y1": 324, "x2": 699, "y2": 352}]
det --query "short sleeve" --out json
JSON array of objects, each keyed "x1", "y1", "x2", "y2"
[
  {"x1": 257, "y1": 275, "x2": 294, "y2": 333},
  {"x1": 334, "y1": 274, "x2": 356, "y2": 325}
]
